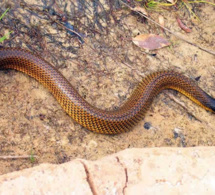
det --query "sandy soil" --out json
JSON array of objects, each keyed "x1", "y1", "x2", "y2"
[{"x1": 0, "y1": 1, "x2": 214, "y2": 175}]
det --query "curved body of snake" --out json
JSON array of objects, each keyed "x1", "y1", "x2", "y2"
[{"x1": 0, "y1": 48, "x2": 214, "y2": 134}]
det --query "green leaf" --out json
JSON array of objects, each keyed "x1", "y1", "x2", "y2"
[
  {"x1": 0, "y1": 31, "x2": 13, "y2": 43},
  {"x1": 30, "y1": 151, "x2": 36, "y2": 163},
  {"x1": 0, "y1": 8, "x2": 10, "y2": 21}
]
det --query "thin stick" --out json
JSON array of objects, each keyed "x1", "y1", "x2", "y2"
[
  {"x1": 55, "y1": 21, "x2": 83, "y2": 40},
  {"x1": 0, "y1": 155, "x2": 38, "y2": 159},
  {"x1": 165, "y1": 92, "x2": 202, "y2": 122},
  {"x1": 120, "y1": 0, "x2": 215, "y2": 56}
]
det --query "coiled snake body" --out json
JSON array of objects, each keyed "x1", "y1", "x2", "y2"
[{"x1": 0, "y1": 48, "x2": 214, "y2": 134}]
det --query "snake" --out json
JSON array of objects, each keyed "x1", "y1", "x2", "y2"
[{"x1": 0, "y1": 48, "x2": 214, "y2": 134}]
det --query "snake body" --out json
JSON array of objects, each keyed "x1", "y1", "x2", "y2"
[{"x1": 0, "y1": 48, "x2": 214, "y2": 134}]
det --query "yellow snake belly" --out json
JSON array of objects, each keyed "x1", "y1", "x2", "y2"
[{"x1": 0, "y1": 48, "x2": 214, "y2": 134}]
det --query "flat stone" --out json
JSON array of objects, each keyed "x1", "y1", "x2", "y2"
[
  {"x1": 0, "y1": 160, "x2": 92, "y2": 195},
  {"x1": 1, "y1": 147, "x2": 215, "y2": 194}
]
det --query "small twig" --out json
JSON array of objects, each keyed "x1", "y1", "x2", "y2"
[
  {"x1": 166, "y1": 92, "x2": 215, "y2": 132},
  {"x1": 0, "y1": 155, "x2": 38, "y2": 159},
  {"x1": 55, "y1": 20, "x2": 84, "y2": 41},
  {"x1": 120, "y1": 0, "x2": 215, "y2": 56},
  {"x1": 123, "y1": 62, "x2": 146, "y2": 76},
  {"x1": 165, "y1": 92, "x2": 202, "y2": 122}
]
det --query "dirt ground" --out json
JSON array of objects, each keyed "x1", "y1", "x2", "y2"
[{"x1": 0, "y1": 0, "x2": 214, "y2": 175}]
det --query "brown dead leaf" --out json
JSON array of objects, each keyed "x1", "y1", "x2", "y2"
[
  {"x1": 132, "y1": 34, "x2": 170, "y2": 50},
  {"x1": 158, "y1": 15, "x2": 165, "y2": 32},
  {"x1": 131, "y1": 6, "x2": 148, "y2": 16}
]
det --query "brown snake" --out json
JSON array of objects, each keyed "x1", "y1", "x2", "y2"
[{"x1": 0, "y1": 48, "x2": 214, "y2": 134}]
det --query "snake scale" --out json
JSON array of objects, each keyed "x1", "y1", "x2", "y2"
[{"x1": 0, "y1": 48, "x2": 214, "y2": 134}]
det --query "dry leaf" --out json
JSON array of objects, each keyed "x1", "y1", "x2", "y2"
[
  {"x1": 158, "y1": 15, "x2": 164, "y2": 28},
  {"x1": 131, "y1": 6, "x2": 148, "y2": 16},
  {"x1": 132, "y1": 34, "x2": 170, "y2": 50}
]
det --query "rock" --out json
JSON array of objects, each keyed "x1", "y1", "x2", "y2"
[
  {"x1": 0, "y1": 161, "x2": 92, "y2": 194},
  {"x1": 0, "y1": 147, "x2": 215, "y2": 194}
]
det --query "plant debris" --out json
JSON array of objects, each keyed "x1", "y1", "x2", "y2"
[
  {"x1": 133, "y1": 34, "x2": 170, "y2": 50},
  {"x1": 176, "y1": 16, "x2": 192, "y2": 33}
]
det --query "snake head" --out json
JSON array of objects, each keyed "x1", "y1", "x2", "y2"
[{"x1": 207, "y1": 95, "x2": 215, "y2": 113}]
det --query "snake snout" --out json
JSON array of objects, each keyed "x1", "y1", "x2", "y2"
[{"x1": 208, "y1": 95, "x2": 215, "y2": 112}]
